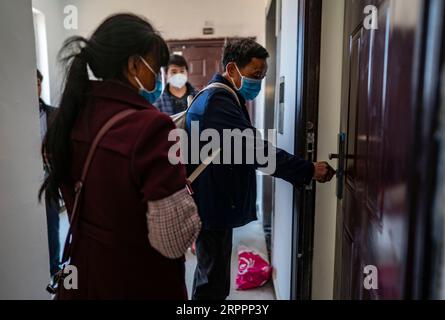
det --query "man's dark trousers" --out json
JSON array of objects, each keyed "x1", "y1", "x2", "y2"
[
  {"x1": 45, "y1": 197, "x2": 60, "y2": 276},
  {"x1": 192, "y1": 229, "x2": 233, "y2": 300}
]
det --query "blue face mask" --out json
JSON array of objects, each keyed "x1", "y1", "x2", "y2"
[
  {"x1": 138, "y1": 78, "x2": 163, "y2": 104},
  {"x1": 231, "y1": 64, "x2": 263, "y2": 101},
  {"x1": 134, "y1": 57, "x2": 163, "y2": 104}
]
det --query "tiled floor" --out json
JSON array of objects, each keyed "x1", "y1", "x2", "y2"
[
  {"x1": 185, "y1": 220, "x2": 275, "y2": 300},
  {"x1": 59, "y1": 213, "x2": 275, "y2": 300}
]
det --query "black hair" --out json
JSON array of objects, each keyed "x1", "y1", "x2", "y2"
[
  {"x1": 167, "y1": 54, "x2": 189, "y2": 72},
  {"x1": 39, "y1": 13, "x2": 170, "y2": 203},
  {"x1": 222, "y1": 39, "x2": 269, "y2": 70},
  {"x1": 37, "y1": 69, "x2": 43, "y2": 81}
]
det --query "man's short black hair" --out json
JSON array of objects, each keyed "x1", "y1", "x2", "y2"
[
  {"x1": 37, "y1": 69, "x2": 43, "y2": 81},
  {"x1": 167, "y1": 54, "x2": 189, "y2": 72},
  {"x1": 222, "y1": 39, "x2": 269, "y2": 70}
]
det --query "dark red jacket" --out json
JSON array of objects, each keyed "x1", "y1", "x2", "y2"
[{"x1": 59, "y1": 80, "x2": 188, "y2": 300}]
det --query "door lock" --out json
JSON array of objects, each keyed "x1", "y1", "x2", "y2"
[{"x1": 306, "y1": 131, "x2": 315, "y2": 191}]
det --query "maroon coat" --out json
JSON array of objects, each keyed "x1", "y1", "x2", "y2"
[{"x1": 59, "y1": 80, "x2": 188, "y2": 300}]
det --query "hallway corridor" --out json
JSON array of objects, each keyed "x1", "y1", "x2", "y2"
[{"x1": 185, "y1": 221, "x2": 276, "y2": 300}]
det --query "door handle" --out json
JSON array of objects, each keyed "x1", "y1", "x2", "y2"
[
  {"x1": 329, "y1": 153, "x2": 353, "y2": 160},
  {"x1": 332, "y1": 133, "x2": 346, "y2": 199}
]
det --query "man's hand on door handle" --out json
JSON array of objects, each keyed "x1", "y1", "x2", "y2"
[{"x1": 313, "y1": 162, "x2": 336, "y2": 183}]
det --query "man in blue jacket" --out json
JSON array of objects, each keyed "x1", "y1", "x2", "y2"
[{"x1": 186, "y1": 39, "x2": 335, "y2": 300}]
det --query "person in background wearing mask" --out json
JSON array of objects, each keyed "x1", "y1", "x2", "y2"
[
  {"x1": 186, "y1": 39, "x2": 336, "y2": 300},
  {"x1": 37, "y1": 69, "x2": 61, "y2": 279},
  {"x1": 40, "y1": 14, "x2": 200, "y2": 299},
  {"x1": 154, "y1": 54, "x2": 198, "y2": 115}
]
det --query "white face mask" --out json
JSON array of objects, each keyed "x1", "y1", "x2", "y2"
[{"x1": 168, "y1": 73, "x2": 188, "y2": 89}]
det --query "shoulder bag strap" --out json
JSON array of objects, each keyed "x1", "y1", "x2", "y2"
[{"x1": 60, "y1": 109, "x2": 138, "y2": 265}]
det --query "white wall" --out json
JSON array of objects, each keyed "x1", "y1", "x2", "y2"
[
  {"x1": 271, "y1": 0, "x2": 298, "y2": 300},
  {"x1": 32, "y1": 0, "x2": 68, "y2": 106},
  {"x1": 311, "y1": 0, "x2": 344, "y2": 300},
  {"x1": 0, "y1": 0, "x2": 50, "y2": 299},
  {"x1": 67, "y1": 0, "x2": 266, "y2": 42}
]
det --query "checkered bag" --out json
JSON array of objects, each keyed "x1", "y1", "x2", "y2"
[{"x1": 147, "y1": 187, "x2": 201, "y2": 259}]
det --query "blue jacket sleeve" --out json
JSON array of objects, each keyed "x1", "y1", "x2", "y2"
[{"x1": 203, "y1": 91, "x2": 314, "y2": 188}]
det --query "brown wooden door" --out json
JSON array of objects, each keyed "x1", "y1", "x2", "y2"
[
  {"x1": 333, "y1": 0, "x2": 426, "y2": 299},
  {"x1": 167, "y1": 39, "x2": 225, "y2": 91}
]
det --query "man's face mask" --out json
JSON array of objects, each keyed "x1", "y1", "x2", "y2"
[
  {"x1": 168, "y1": 73, "x2": 188, "y2": 89},
  {"x1": 134, "y1": 57, "x2": 163, "y2": 104},
  {"x1": 230, "y1": 64, "x2": 263, "y2": 101}
]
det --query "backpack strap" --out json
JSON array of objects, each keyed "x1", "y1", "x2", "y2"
[
  {"x1": 185, "y1": 82, "x2": 240, "y2": 186},
  {"x1": 60, "y1": 109, "x2": 138, "y2": 265},
  {"x1": 187, "y1": 82, "x2": 241, "y2": 109}
]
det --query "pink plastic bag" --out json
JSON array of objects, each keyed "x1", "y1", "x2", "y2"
[{"x1": 235, "y1": 245, "x2": 272, "y2": 291}]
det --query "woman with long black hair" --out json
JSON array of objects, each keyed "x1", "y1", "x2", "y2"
[{"x1": 39, "y1": 13, "x2": 201, "y2": 300}]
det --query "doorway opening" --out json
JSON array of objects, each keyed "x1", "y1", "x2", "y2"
[
  {"x1": 168, "y1": 37, "x2": 274, "y2": 300},
  {"x1": 32, "y1": 8, "x2": 50, "y2": 105}
]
